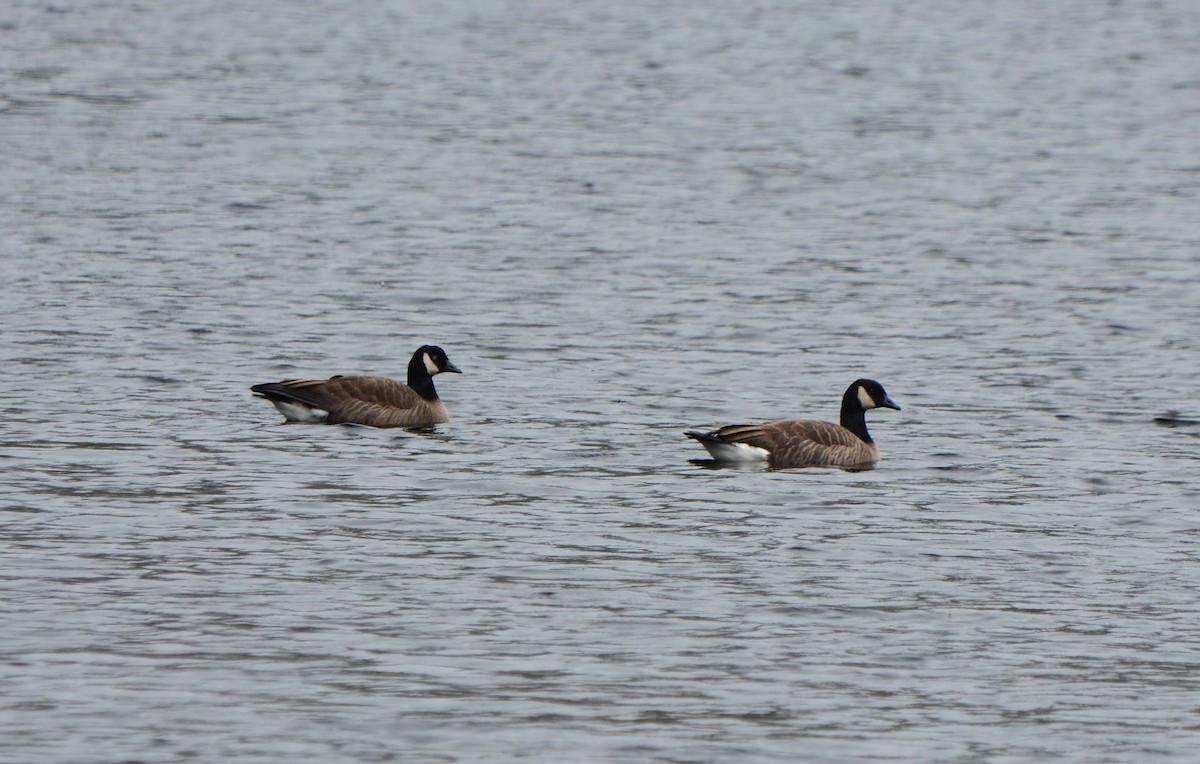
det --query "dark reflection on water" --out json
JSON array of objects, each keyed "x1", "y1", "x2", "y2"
[
  {"x1": 688, "y1": 458, "x2": 770, "y2": 472},
  {"x1": 687, "y1": 459, "x2": 877, "y2": 474},
  {"x1": 1154, "y1": 414, "x2": 1200, "y2": 429},
  {"x1": 3, "y1": 0, "x2": 1200, "y2": 762}
]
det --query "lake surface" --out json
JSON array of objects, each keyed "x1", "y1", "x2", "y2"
[{"x1": 3, "y1": 1, "x2": 1200, "y2": 761}]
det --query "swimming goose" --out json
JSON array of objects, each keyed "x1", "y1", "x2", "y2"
[
  {"x1": 686, "y1": 379, "x2": 900, "y2": 470},
  {"x1": 251, "y1": 345, "x2": 462, "y2": 428}
]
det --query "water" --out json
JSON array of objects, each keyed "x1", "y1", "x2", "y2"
[{"x1": 3, "y1": 0, "x2": 1200, "y2": 761}]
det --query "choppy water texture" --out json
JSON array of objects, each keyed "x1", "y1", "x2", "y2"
[{"x1": 3, "y1": 1, "x2": 1200, "y2": 761}]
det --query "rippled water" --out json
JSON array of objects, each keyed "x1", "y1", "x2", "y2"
[{"x1": 4, "y1": 1, "x2": 1200, "y2": 761}]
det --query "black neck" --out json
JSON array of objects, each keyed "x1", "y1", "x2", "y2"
[
  {"x1": 407, "y1": 356, "x2": 440, "y2": 401},
  {"x1": 839, "y1": 390, "x2": 872, "y2": 443}
]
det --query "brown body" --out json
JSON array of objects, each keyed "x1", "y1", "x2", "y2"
[
  {"x1": 696, "y1": 420, "x2": 881, "y2": 469},
  {"x1": 253, "y1": 375, "x2": 450, "y2": 428},
  {"x1": 252, "y1": 344, "x2": 461, "y2": 429},
  {"x1": 686, "y1": 378, "x2": 900, "y2": 470}
]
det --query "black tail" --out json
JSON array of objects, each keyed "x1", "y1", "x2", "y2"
[{"x1": 251, "y1": 382, "x2": 313, "y2": 406}]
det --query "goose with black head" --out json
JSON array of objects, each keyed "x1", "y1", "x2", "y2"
[
  {"x1": 686, "y1": 379, "x2": 900, "y2": 470},
  {"x1": 252, "y1": 345, "x2": 462, "y2": 429}
]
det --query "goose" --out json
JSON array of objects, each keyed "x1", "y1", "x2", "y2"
[
  {"x1": 251, "y1": 345, "x2": 462, "y2": 428},
  {"x1": 686, "y1": 379, "x2": 900, "y2": 470}
]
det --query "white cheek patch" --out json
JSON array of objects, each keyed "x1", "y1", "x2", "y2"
[
  {"x1": 423, "y1": 352, "x2": 440, "y2": 375},
  {"x1": 857, "y1": 386, "x2": 876, "y2": 410}
]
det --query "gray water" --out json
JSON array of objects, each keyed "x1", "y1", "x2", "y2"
[{"x1": 3, "y1": 1, "x2": 1200, "y2": 761}]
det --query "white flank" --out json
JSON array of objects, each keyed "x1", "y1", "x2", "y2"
[
  {"x1": 857, "y1": 385, "x2": 875, "y2": 410},
  {"x1": 704, "y1": 441, "x2": 771, "y2": 462},
  {"x1": 272, "y1": 401, "x2": 329, "y2": 423},
  {"x1": 423, "y1": 352, "x2": 440, "y2": 375}
]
